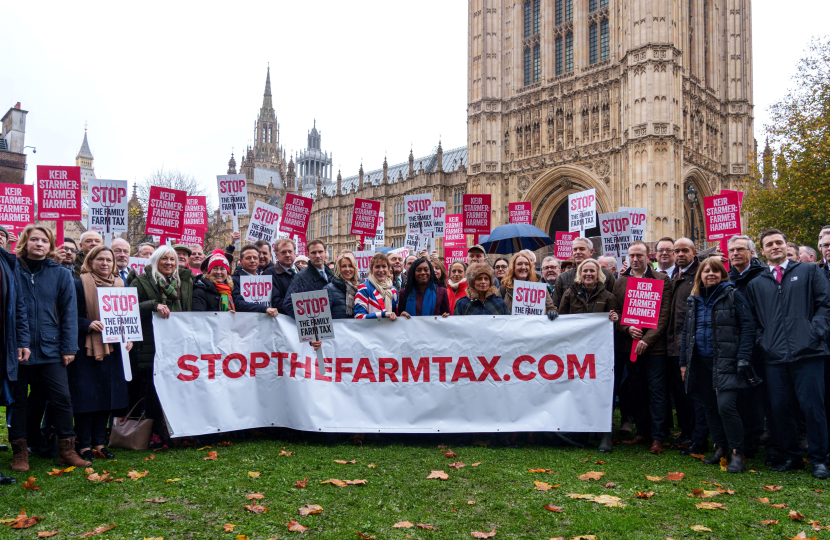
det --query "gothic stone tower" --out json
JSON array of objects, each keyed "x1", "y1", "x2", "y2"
[{"x1": 467, "y1": 0, "x2": 753, "y2": 242}]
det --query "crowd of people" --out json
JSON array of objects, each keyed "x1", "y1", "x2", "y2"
[{"x1": 1, "y1": 221, "x2": 830, "y2": 485}]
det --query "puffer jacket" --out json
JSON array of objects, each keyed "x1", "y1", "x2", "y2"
[
  {"x1": 453, "y1": 285, "x2": 509, "y2": 316},
  {"x1": 324, "y1": 277, "x2": 356, "y2": 319},
  {"x1": 131, "y1": 268, "x2": 193, "y2": 372},
  {"x1": 667, "y1": 258, "x2": 699, "y2": 357},
  {"x1": 558, "y1": 281, "x2": 617, "y2": 314},
  {"x1": 553, "y1": 265, "x2": 616, "y2": 308},
  {"x1": 744, "y1": 260, "x2": 830, "y2": 365},
  {"x1": 15, "y1": 257, "x2": 77, "y2": 364},
  {"x1": 679, "y1": 282, "x2": 755, "y2": 392},
  {"x1": 1, "y1": 248, "x2": 29, "y2": 381}
]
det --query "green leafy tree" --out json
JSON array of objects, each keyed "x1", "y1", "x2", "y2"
[{"x1": 744, "y1": 37, "x2": 830, "y2": 248}]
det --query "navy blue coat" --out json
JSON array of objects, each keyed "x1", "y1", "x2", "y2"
[
  {"x1": 262, "y1": 264, "x2": 295, "y2": 311},
  {"x1": 15, "y1": 257, "x2": 77, "y2": 364},
  {"x1": 230, "y1": 270, "x2": 279, "y2": 313},
  {"x1": 1, "y1": 248, "x2": 29, "y2": 382},
  {"x1": 282, "y1": 265, "x2": 334, "y2": 318},
  {"x1": 68, "y1": 279, "x2": 128, "y2": 414},
  {"x1": 324, "y1": 277, "x2": 355, "y2": 319}
]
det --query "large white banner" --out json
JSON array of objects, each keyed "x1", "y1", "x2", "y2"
[{"x1": 154, "y1": 313, "x2": 614, "y2": 437}]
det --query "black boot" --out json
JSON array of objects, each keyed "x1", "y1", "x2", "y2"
[
  {"x1": 703, "y1": 446, "x2": 725, "y2": 465},
  {"x1": 0, "y1": 470, "x2": 16, "y2": 485},
  {"x1": 727, "y1": 451, "x2": 745, "y2": 473}
]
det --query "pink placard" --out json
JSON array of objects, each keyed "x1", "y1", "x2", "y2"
[
  {"x1": 444, "y1": 214, "x2": 465, "y2": 247},
  {"x1": 295, "y1": 233, "x2": 307, "y2": 257},
  {"x1": 704, "y1": 192, "x2": 742, "y2": 241},
  {"x1": 279, "y1": 193, "x2": 313, "y2": 235},
  {"x1": 555, "y1": 232, "x2": 576, "y2": 260},
  {"x1": 350, "y1": 198, "x2": 381, "y2": 237},
  {"x1": 445, "y1": 248, "x2": 467, "y2": 267},
  {"x1": 509, "y1": 202, "x2": 532, "y2": 225},
  {"x1": 622, "y1": 277, "x2": 664, "y2": 329},
  {"x1": 463, "y1": 194, "x2": 491, "y2": 235},
  {"x1": 0, "y1": 183, "x2": 35, "y2": 234},
  {"x1": 184, "y1": 196, "x2": 208, "y2": 229},
  {"x1": 36, "y1": 165, "x2": 83, "y2": 221},
  {"x1": 179, "y1": 226, "x2": 205, "y2": 248},
  {"x1": 145, "y1": 186, "x2": 186, "y2": 238}
]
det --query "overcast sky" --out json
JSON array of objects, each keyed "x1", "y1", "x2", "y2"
[{"x1": 3, "y1": 1, "x2": 826, "y2": 206}]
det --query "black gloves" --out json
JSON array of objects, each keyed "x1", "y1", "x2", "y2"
[
  {"x1": 737, "y1": 359, "x2": 763, "y2": 386},
  {"x1": 547, "y1": 311, "x2": 559, "y2": 321}
]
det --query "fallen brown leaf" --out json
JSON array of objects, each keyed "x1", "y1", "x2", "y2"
[
  {"x1": 246, "y1": 493, "x2": 265, "y2": 500},
  {"x1": 279, "y1": 450, "x2": 295, "y2": 456},
  {"x1": 814, "y1": 489, "x2": 826, "y2": 493},
  {"x1": 528, "y1": 468, "x2": 552, "y2": 473},
  {"x1": 79, "y1": 524, "x2": 116, "y2": 537},
  {"x1": 689, "y1": 453, "x2": 706, "y2": 461},
  {"x1": 345, "y1": 479, "x2": 367, "y2": 485},
  {"x1": 203, "y1": 451, "x2": 218, "y2": 461},
  {"x1": 437, "y1": 444, "x2": 447, "y2": 449},
  {"x1": 334, "y1": 459, "x2": 357, "y2": 464},
  {"x1": 790, "y1": 533, "x2": 818, "y2": 540},
  {"x1": 571, "y1": 536, "x2": 597, "y2": 540},
  {"x1": 689, "y1": 489, "x2": 719, "y2": 499},
  {"x1": 719, "y1": 457, "x2": 728, "y2": 471},
  {"x1": 567, "y1": 493, "x2": 626, "y2": 508},
  {"x1": 696, "y1": 501, "x2": 725, "y2": 510},
  {"x1": 645, "y1": 475, "x2": 663, "y2": 482},
  {"x1": 578, "y1": 471, "x2": 605, "y2": 481},
  {"x1": 286, "y1": 519, "x2": 307, "y2": 532},
  {"x1": 143, "y1": 497, "x2": 170, "y2": 504},
  {"x1": 472, "y1": 462, "x2": 482, "y2": 467},
  {"x1": 417, "y1": 523, "x2": 436, "y2": 530},
  {"x1": 771, "y1": 503, "x2": 789, "y2": 509},
  {"x1": 143, "y1": 454, "x2": 156, "y2": 461},
  {"x1": 534, "y1": 481, "x2": 553, "y2": 491},
  {"x1": 321, "y1": 479, "x2": 347, "y2": 487},
  {"x1": 298, "y1": 504, "x2": 323, "y2": 517},
  {"x1": 604, "y1": 482, "x2": 616, "y2": 488},
  {"x1": 244, "y1": 504, "x2": 269, "y2": 514},
  {"x1": 449, "y1": 462, "x2": 465, "y2": 470},
  {"x1": 294, "y1": 478, "x2": 308, "y2": 488},
  {"x1": 367, "y1": 463, "x2": 377, "y2": 469},
  {"x1": 427, "y1": 470, "x2": 449, "y2": 480},
  {"x1": 86, "y1": 472, "x2": 113, "y2": 483},
  {"x1": 8, "y1": 509, "x2": 44, "y2": 529},
  {"x1": 127, "y1": 470, "x2": 148, "y2": 480},
  {"x1": 544, "y1": 504, "x2": 564, "y2": 512},
  {"x1": 217, "y1": 441, "x2": 234, "y2": 447},
  {"x1": 718, "y1": 487, "x2": 736, "y2": 495},
  {"x1": 761, "y1": 520, "x2": 779, "y2": 526},
  {"x1": 223, "y1": 523, "x2": 236, "y2": 532},
  {"x1": 21, "y1": 477, "x2": 39, "y2": 491},
  {"x1": 470, "y1": 528, "x2": 496, "y2": 538},
  {"x1": 755, "y1": 497, "x2": 770, "y2": 503},
  {"x1": 665, "y1": 472, "x2": 685, "y2": 481},
  {"x1": 393, "y1": 521, "x2": 414, "y2": 528},
  {"x1": 356, "y1": 533, "x2": 375, "y2": 539},
  {"x1": 445, "y1": 451, "x2": 457, "y2": 458},
  {"x1": 789, "y1": 510, "x2": 806, "y2": 521},
  {"x1": 37, "y1": 532, "x2": 59, "y2": 538},
  {"x1": 84, "y1": 467, "x2": 94, "y2": 475},
  {"x1": 689, "y1": 525, "x2": 711, "y2": 532},
  {"x1": 636, "y1": 491, "x2": 655, "y2": 499},
  {"x1": 763, "y1": 485, "x2": 783, "y2": 492},
  {"x1": 809, "y1": 520, "x2": 830, "y2": 531},
  {"x1": 468, "y1": 501, "x2": 475, "y2": 505},
  {"x1": 595, "y1": 461, "x2": 605, "y2": 465},
  {"x1": 248, "y1": 471, "x2": 261, "y2": 478}
]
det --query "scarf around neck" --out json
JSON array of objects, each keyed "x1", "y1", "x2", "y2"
[
  {"x1": 406, "y1": 283, "x2": 436, "y2": 316},
  {"x1": 447, "y1": 277, "x2": 466, "y2": 291},
  {"x1": 367, "y1": 273, "x2": 395, "y2": 315},
  {"x1": 80, "y1": 270, "x2": 124, "y2": 360},
  {"x1": 156, "y1": 273, "x2": 182, "y2": 312},
  {"x1": 213, "y1": 281, "x2": 235, "y2": 312},
  {"x1": 345, "y1": 280, "x2": 358, "y2": 316}
]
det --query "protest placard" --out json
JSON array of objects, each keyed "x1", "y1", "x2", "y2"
[
  {"x1": 295, "y1": 233, "x2": 307, "y2": 257},
  {"x1": 444, "y1": 214, "x2": 465, "y2": 247},
  {"x1": 510, "y1": 280, "x2": 548, "y2": 316},
  {"x1": 389, "y1": 247, "x2": 411, "y2": 262},
  {"x1": 445, "y1": 248, "x2": 467, "y2": 266},
  {"x1": 509, "y1": 202, "x2": 532, "y2": 225},
  {"x1": 599, "y1": 211, "x2": 632, "y2": 266},
  {"x1": 621, "y1": 277, "x2": 664, "y2": 362},
  {"x1": 404, "y1": 193, "x2": 434, "y2": 234},
  {"x1": 555, "y1": 231, "x2": 576, "y2": 260},
  {"x1": 0, "y1": 183, "x2": 34, "y2": 236},
  {"x1": 88, "y1": 179, "x2": 128, "y2": 236},
  {"x1": 37, "y1": 165, "x2": 83, "y2": 245},
  {"x1": 240, "y1": 275, "x2": 272, "y2": 307},
  {"x1": 97, "y1": 286, "x2": 142, "y2": 381},
  {"x1": 128, "y1": 257, "x2": 149, "y2": 276},
  {"x1": 568, "y1": 188, "x2": 596, "y2": 234},
  {"x1": 432, "y1": 202, "x2": 446, "y2": 237},
  {"x1": 184, "y1": 196, "x2": 208, "y2": 229},
  {"x1": 463, "y1": 194, "x2": 491, "y2": 236},
  {"x1": 404, "y1": 230, "x2": 420, "y2": 252},
  {"x1": 179, "y1": 227, "x2": 205, "y2": 248},
  {"x1": 291, "y1": 289, "x2": 334, "y2": 376},
  {"x1": 217, "y1": 173, "x2": 249, "y2": 221},
  {"x1": 145, "y1": 186, "x2": 186, "y2": 242},
  {"x1": 280, "y1": 194, "x2": 313, "y2": 236},
  {"x1": 353, "y1": 250, "x2": 374, "y2": 281},
  {"x1": 246, "y1": 200, "x2": 281, "y2": 243},
  {"x1": 704, "y1": 192, "x2": 742, "y2": 241},
  {"x1": 374, "y1": 211, "x2": 385, "y2": 245},
  {"x1": 350, "y1": 198, "x2": 381, "y2": 237},
  {"x1": 619, "y1": 207, "x2": 647, "y2": 242}
]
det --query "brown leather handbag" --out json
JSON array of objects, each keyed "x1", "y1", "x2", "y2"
[{"x1": 109, "y1": 400, "x2": 154, "y2": 450}]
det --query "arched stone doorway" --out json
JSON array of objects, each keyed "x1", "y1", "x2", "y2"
[
  {"x1": 681, "y1": 167, "x2": 714, "y2": 249},
  {"x1": 546, "y1": 202, "x2": 600, "y2": 239}
]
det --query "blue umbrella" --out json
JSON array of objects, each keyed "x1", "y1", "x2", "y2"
[
  {"x1": 373, "y1": 246, "x2": 393, "y2": 254},
  {"x1": 478, "y1": 223, "x2": 554, "y2": 255}
]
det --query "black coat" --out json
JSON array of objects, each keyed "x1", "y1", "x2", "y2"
[
  {"x1": 680, "y1": 282, "x2": 755, "y2": 392},
  {"x1": 193, "y1": 275, "x2": 234, "y2": 312},
  {"x1": 728, "y1": 257, "x2": 767, "y2": 294},
  {"x1": 324, "y1": 277, "x2": 355, "y2": 319},
  {"x1": 667, "y1": 258, "x2": 699, "y2": 357},
  {"x1": 68, "y1": 280, "x2": 128, "y2": 414},
  {"x1": 744, "y1": 260, "x2": 830, "y2": 365},
  {"x1": 230, "y1": 271, "x2": 277, "y2": 313},
  {"x1": 281, "y1": 265, "x2": 334, "y2": 318},
  {"x1": 0, "y1": 248, "x2": 29, "y2": 383},
  {"x1": 261, "y1": 264, "x2": 295, "y2": 310}
]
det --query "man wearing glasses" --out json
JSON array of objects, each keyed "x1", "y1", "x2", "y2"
[
  {"x1": 540, "y1": 256, "x2": 561, "y2": 298},
  {"x1": 654, "y1": 237, "x2": 676, "y2": 277},
  {"x1": 60, "y1": 238, "x2": 79, "y2": 272},
  {"x1": 819, "y1": 228, "x2": 830, "y2": 282}
]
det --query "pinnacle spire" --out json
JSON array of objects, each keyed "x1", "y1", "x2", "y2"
[{"x1": 262, "y1": 65, "x2": 273, "y2": 110}]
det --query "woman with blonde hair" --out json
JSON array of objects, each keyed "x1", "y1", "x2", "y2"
[
  {"x1": 69, "y1": 245, "x2": 130, "y2": 461},
  {"x1": 500, "y1": 249, "x2": 556, "y2": 315},
  {"x1": 325, "y1": 252, "x2": 360, "y2": 319}
]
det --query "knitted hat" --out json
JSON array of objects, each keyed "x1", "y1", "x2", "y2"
[
  {"x1": 206, "y1": 249, "x2": 230, "y2": 273},
  {"x1": 0, "y1": 225, "x2": 8, "y2": 241}
]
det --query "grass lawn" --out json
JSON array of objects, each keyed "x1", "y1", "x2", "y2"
[{"x1": 1, "y1": 429, "x2": 829, "y2": 540}]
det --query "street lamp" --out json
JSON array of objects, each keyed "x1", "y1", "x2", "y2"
[{"x1": 685, "y1": 183, "x2": 699, "y2": 245}]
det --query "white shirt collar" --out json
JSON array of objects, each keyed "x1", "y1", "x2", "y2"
[
  {"x1": 658, "y1": 264, "x2": 675, "y2": 276},
  {"x1": 769, "y1": 259, "x2": 790, "y2": 271}
]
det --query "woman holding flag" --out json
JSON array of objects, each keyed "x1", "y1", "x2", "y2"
[
  {"x1": 69, "y1": 245, "x2": 130, "y2": 461},
  {"x1": 354, "y1": 253, "x2": 399, "y2": 320},
  {"x1": 397, "y1": 258, "x2": 450, "y2": 318}
]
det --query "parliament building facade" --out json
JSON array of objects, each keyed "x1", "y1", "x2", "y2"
[{"x1": 223, "y1": 0, "x2": 755, "y2": 256}]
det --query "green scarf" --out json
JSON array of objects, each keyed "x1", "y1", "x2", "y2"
[{"x1": 156, "y1": 274, "x2": 182, "y2": 312}]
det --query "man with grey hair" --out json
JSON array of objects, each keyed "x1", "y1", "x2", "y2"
[
  {"x1": 73, "y1": 231, "x2": 103, "y2": 278},
  {"x1": 727, "y1": 235, "x2": 764, "y2": 293},
  {"x1": 597, "y1": 256, "x2": 618, "y2": 278},
  {"x1": 540, "y1": 256, "x2": 561, "y2": 296},
  {"x1": 111, "y1": 238, "x2": 132, "y2": 282},
  {"x1": 819, "y1": 228, "x2": 830, "y2": 281},
  {"x1": 137, "y1": 242, "x2": 155, "y2": 259},
  {"x1": 552, "y1": 237, "x2": 615, "y2": 306},
  {"x1": 799, "y1": 246, "x2": 817, "y2": 264}
]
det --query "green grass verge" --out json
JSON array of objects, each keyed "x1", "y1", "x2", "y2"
[{"x1": 1, "y1": 431, "x2": 829, "y2": 539}]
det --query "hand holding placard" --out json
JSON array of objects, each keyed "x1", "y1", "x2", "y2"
[
  {"x1": 621, "y1": 277, "x2": 664, "y2": 362},
  {"x1": 291, "y1": 289, "x2": 335, "y2": 377}
]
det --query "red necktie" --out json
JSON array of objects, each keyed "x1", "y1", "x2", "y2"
[{"x1": 774, "y1": 266, "x2": 783, "y2": 284}]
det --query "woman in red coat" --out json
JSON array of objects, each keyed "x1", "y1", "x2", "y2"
[{"x1": 445, "y1": 261, "x2": 468, "y2": 315}]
